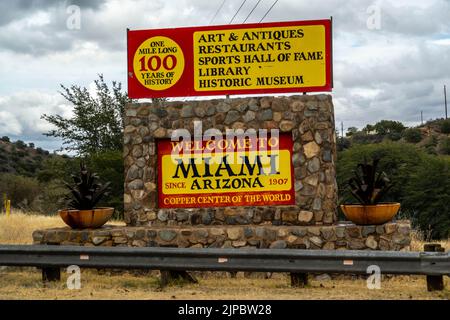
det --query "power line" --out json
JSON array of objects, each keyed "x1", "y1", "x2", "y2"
[
  {"x1": 229, "y1": 0, "x2": 247, "y2": 24},
  {"x1": 242, "y1": 0, "x2": 262, "y2": 23},
  {"x1": 259, "y1": 0, "x2": 279, "y2": 23},
  {"x1": 445, "y1": 84, "x2": 448, "y2": 119},
  {"x1": 209, "y1": 0, "x2": 227, "y2": 25}
]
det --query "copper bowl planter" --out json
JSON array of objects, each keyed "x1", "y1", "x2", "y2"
[
  {"x1": 59, "y1": 207, "x2": 114, "y2": 229},
  {"x1": 340, "y1": 203, "x2": 400, "y2": 225}
]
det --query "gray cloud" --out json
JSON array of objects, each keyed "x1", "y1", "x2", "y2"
[
  {"x1": 0, "y1": 90, "x2": 70, "y2": 151},
  {"x1": 0, "y1": 0, "x2": 449, "y2": 147},
  {"x1": 0, "y1": 0, "x2": 105, "y2": 26}
]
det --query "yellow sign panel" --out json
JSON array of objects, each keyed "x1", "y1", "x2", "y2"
[
  {"x1": 193, "y1": 25, "x2": 326, "y2": 91},
  {"x1": 133, "y1": 36, "x2": 185, "y2": 91},
  {"x1": 157, "y1": 134, "x2": 296, "y2": 208},
  {"x1": 161, "y1": 150, "x2": 292, "y2": 195}
]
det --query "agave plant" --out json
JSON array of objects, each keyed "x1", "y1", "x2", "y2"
[
  {"x1": 347, "y1": 157, "x2": 394, "y2": 205},
  {"x1": 64, "y1": 161, "x2": 111, "y2": 210}
]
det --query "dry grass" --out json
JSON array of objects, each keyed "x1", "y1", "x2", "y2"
[
  {"x1": 0, "y1": 210, "x2": 66, "y2": 244},
  {"x1": 410, "y1": 229, "x2": 449, "y2": 251},
  {"x1": 0, "y1": 270, "x2": 448, "y2": 300},
  {"x1": 0, "y1": 210, "x2": 125, "y2": 244},
  {"x1": 0, "y1": 211, "x2": 448, "y2": 300}
]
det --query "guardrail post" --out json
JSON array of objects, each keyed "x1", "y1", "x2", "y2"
[
  {"x1": 159, "y1": 271, "x2": 198, "y2": 288},
  {"x1": 42, "y1": 267, "x2": 61, "y2": 283},
  {"x1": 40, "y1": 243, "x2": 61, "y2": 283},
  {"x1": 424, "y1": 243, "x2": 445, "y2": 291},
  {"x1": 290, "y1": 272, "x2": 308, "y2": 287}
]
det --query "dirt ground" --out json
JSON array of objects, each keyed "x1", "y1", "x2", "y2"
[{"x1": 0, "y1": 268, "x2": 448, "y2": 300}]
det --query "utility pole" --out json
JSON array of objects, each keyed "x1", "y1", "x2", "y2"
[
  {"x1": 421, "y1": 111, "x2": 423, "y2": 125},
  {"x1": 445, "y1": 85, "x2": 448, "y2": 119},
  {"x1": 341, "y1": 122, "x2": 344, "y2": 139}
]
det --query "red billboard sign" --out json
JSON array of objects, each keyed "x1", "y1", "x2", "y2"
[
  {"x1": 127, "y1": 19, "x2": 332, "y2": 99},
  {"x1": 157, "y1": 133, "x2": 295, "y2": 209}
]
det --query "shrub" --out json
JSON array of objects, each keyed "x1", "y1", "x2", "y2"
[
  {"x1": 439, "y1": 119, "x2": 450, "y2": 134},
  {"x1": 337, "y1": 142, "x2": 425, "y2": 205},
  {"x1": 403, "y1": 156, "x2": 450, "y2": 239},
  {"x1": 337, "y1": 137, "x2": 351, "y2": 151},
  {"x1": 63, "y1": 161, "x2": 111, "y2": 210},
  {"x1": 439, "y1": 137, "x2": 450, "y2": 155},
  {"x1": 351, "y1": 132, "x2": 383, "y2": 144},
  {"x1": 0, "y1": 174, "x2": 40, "y2": 210},
  {"x1": 14, "y1": 140, "x2": 27, "y2": 149},
  {"x1": 373, "y1": 120, "x2": 406, "y2": 135},
  {"x1": 403, "y1": 128, "x2": 422, "y2": 143},
  {"x1": 37, "y1": 156, "x2": 77, "y2": 183},
  {"x1": 31, "y1": 180, "x2": 68, "y2": 215},
  {"x1": 423, "y1": 135, "x2": 438, "y2": 155},
  {"x1": 338, "y1": 142, "x2": 450, "y2": 239},
  {"x1": 85, "y1": 150, "x2": 124, "y2": 219},
  {"x1": 387, "y1": 132, "x2": 402, "y2": 141}
]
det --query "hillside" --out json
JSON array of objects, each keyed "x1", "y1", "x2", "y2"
[
  {"x1": 415, "y1": 118, "x2": 450, "y2": 155},
  {"x1": 341, "y1": 118, "x2": 450, "y2": 155},
  {"x1": 0, "y1": 137, "x2": 59, "y2": 177}
]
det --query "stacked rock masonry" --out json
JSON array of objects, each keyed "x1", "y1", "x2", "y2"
[
  {"x1": 124, "y1": 94, "x2": 338, "y2": 226},
  {"x1": 33, "y1": 94, "x2": 411, "y2": 250}
]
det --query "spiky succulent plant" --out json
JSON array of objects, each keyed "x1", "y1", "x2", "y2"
[
  {"x1": 348, "y1": 157, "x2": 394, "y2": 205},
  {"x1": 64, "y1": 161, "x2": 111, "y2": 210}
]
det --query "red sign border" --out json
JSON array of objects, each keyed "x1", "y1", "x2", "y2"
[
  {"x1": 156, "y1": 133, "x2": 296, "y2": 209},
  {"x1": 127, "y1": 19, "x2": 332, "y2": 99}
]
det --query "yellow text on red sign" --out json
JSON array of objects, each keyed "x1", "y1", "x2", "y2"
[
  {"x1": 193, "y1": 25, "x2": 327, "y2": 92},
  {"x1": 161, "y1": 150, "x2": 292, "y2": 195},
  {"x1": 157, "y1": 134, "x2": 296, "y2": 208}
]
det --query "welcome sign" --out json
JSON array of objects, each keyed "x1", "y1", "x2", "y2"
[
  {"x1": 157, "y1": 133, "x2": 295, "y2": 208},
  {"x1": 127, "y1": 19, "x2": 332, "y2": 98}
]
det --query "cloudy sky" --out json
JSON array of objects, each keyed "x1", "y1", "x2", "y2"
[{"x1": 0, "y1": 0, "x2": 449, "y2": 151}]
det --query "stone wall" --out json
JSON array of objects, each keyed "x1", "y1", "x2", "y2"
[
  {"x1": 32, "y1": 221, "x2": 412, "y2": 251},
  {"x1": 124, "y1": 94, "x2": 337, "y2": 226},
  {"x1": 34, "y1": 94, "x2": 413, "y2": 255}
]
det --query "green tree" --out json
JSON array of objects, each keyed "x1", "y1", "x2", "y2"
[
  {"x1": 337, "y1": 142, "x2": 425, "y2": 206},
  {"x1": 373, "y1": 120, "x2": 406, "y2": 135},
  {"x1": 439, "y1": 137, "x2": 450, "y2": 155},
  {"x1": 346, "y1": 127, "x2": 358, "y2": 137},
  {"x1": 37, "y1": 156, "x2": 77, "y2": 183},
  {"x1": 422, "y1": 135, "x2": 438, "y2": 155},
  {"x1": 337, "y1": 137, "x2": 351, "y2": 151},
  {"x1": 337, "y1": 142, "x2": 450, "y2": 239},
  {"x1": 402, "y1": 128, "x2": 422, "y2": 143},
  {"x1": 85, "y1": 150, "x2": 124, "y2": 219},
  {"x1": 439, "y1": 119, "x2": 450, "y2": 134},
  {"x1": 14, "y1": 140, "x2": 27, "y2": 149},
  {"x1": 362, "y1": 124, "x2": 375, "y2": 134},
  {"x1": 351, "y1": 131, "x2": 383, "y2": 145},
  {"x1": 41, "y1": 74, "x2": 133, "y2": 155},
  {"x1": 403, "y1": 156, "x2": 450, "y2": 239},
  {"x1": 0, "y1": 173, "x2": 40, "y2": 210}
]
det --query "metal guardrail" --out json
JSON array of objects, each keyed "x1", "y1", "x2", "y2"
[{"x1": 0, "y1": 245, "x2": 449, "y2": 276}]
